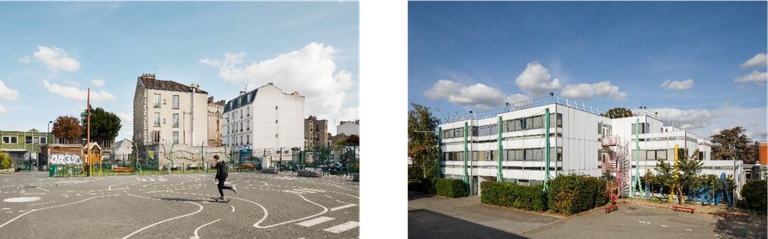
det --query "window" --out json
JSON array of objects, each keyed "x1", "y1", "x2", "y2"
[
  {"x1": 557, "y1": 113, "x2": 562, "y2": 127},
  {"x1": 657, "y1": 150, "x2": 667, "y2": 160},
  {"x1": 173, "y1": 131, "x2": 179, "y2": 144},
  {"x1": 275, "y1": 120, "x2": 278, "y2": 124},
  {"x1": 26, "y1": 136, "x2": 33, "y2": 144},
  {"x1": 247, "y1": 107, "x2": 250, "y2": 116},
  {"x1": 647, "y1": 150, "x2": 656, "y2": 161},
  {"x1": 152, "y1": 131, "x2": 160, "y2": 143},
  {"x1": 154, "y1": 113, "x2": 161, "y2": 126},
  {"x1": 275, "y1": 106, "x2": 278, "y2": 110},
  {"x1": 526, "y1": 118, "x2": 534, "y2": 130},
  {"x1": 247, "y1": 121, "x2": 250, "y2": 130},
  {"x1": 40, "y1": 137, "x2": 47, "y2": 145},
  {"x1": 3, "y1": 136, "x2": 17, "y2": 144},
  {"x1": 518, "y1": 119, "x2": 525, "y2": 130},
  {"x1": 154, "y1": 94, "x2": 161, "y2": 108},
  {"x1": 240, "y1": 122, "x2": 243, "y2": 132},
  {"x1": 33, "y1": 137, "x2": 39, "y2": 144},
  {"x1": 240, "y1": 109, "x2": 243, "y2": 119},
  {"x1": 172, "y1": 95, "x2": 179, "y2": 109},
  {"x1": 240, "y1": 136, "x2": 243, "y2": 145},
  {"x1": 275, "y1": 134, "x2": 278, "y2": 138},
  {"x1": 173, "y1": 114, "x2": 179, "y2": 127},
  {"x1": 532, "y1": 116, "x2": 542, "y2": 129},
  {"x1": 246, "y1": 135, "x2": 250, "y2": 144}
]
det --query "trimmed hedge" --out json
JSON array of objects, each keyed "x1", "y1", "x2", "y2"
[
  {"x1": 740, "y1": 180, "x2": 767, "y2": 211},
  {"x1": 547, "y1": 175, "x2": 607, "y2": 215},
  {"x1": 481, "y1": 181, "x2": 547, "y2": 211},
  {"x1": 408, "y1": 178, "x2": 467, "y2": 198}
]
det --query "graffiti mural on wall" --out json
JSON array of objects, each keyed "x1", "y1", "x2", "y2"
[{"x1": 49, "y1": 154, "x2": 82, "y2": 165}]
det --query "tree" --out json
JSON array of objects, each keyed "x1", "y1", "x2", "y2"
[
  {"x1": 676, "y1": 148, "x2": 703, "y2": 204},
  {"x1": 52, "y1": 116, "x2": 82, "y2": 144},
  {"x1": 0, "y1": 151, "x2": 11, "y2": 169},
  {"x1": 711, "y1": 127, "x2": 757, "y2": 162},
  {"x1": 644, "y1": 169, "x2": 657, "y2": 198},
  {"x1": 408, "y1": 103, "x2": 440, "y2": 179},
  {"x1": 600, "y1": 107, "x2": 634, "y2": 119},
  {"x1": 653, "y1": 158, "x2": 673, "y2": 199},
  {"x1": 344, "y1": 135, "x2": 359, "y2": 147},
  {"x1": 80, "y1": 107, "x2": 122, "y2": 147}
]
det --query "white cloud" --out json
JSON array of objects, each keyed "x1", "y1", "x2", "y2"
[
  {"x1": 424, "y1": 80, "x2": 506, "y2": 110},
  {"x1": 18, "y1": 56, "x2": 30, "y2": 63},
  {"x1": 734, "y1": 70, "x2": 767, "y2": 84},
  {"x1": 32, "y1": 46, "x2": 80, "y2": 72},
  {"x1": 561, "y1": 81, "x2": 627, "y2": 101},
  {"x1": 42, "y1": 80, "x2": 116, "y2": 102},
  {"x1": 506, "y1": 94, "x2": 531, "y2": 104},
  {"x1": 0, "y1": 104, "x2": 5, "y2": 114},
  {"x1": 424, "y1": 79, "x2": 462, "y2": 100},
  {"x1": 660, "y1": 79, "x2": 694, "y2": 90},
  {"x1": 515, "y1": 62, "x2": 561, "y2": 96},
  {"x1": 116, "y1": 112, "x2": 133, "y2": 140},
  {"x1": 65, "y1": 80, "x2": 81, "y2": 86},
  {"x1": 741, "y1": 52, "x2": 767, "y2": 69},
  {"x1": 0, "y1": 80, "x2": 19, "y2": 101},
  {"x1": 91, "y1": 79, "x2": 105, "y2": 87},
  {"x1": 200, "y1": 42, "x2": 356, "y2": 123},
  {"x1": 652, "y1": 108, "x2": 714, "y2": 129}
]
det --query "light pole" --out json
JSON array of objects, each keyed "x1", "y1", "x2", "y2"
[{"x1": 469, "y1": 110, "x2": 477, "y2": 196}]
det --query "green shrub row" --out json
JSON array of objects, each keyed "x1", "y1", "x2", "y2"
[
  {"x1": 547, "y1": 175, "x2": 607, "y2": 215},
  {"x1": 481, "y1": 181, "x2": 546, "y2": 211},
  {"x1": 408, "y1": 178, "x2": 467, "y2": 198}
]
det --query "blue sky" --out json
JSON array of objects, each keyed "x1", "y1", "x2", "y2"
[
  {"x1": 0, "y1": 2, "x2": 359, "y2": 140},
  {"x1": 409, "y1": 1, "x2": 767, "y2": 141}
]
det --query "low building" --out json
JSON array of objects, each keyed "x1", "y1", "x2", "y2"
[
  {"x1": 0, "y1": 129, "x2": 49, "y2": 167},
  {"x1": 111, "y1": 138, "x2": 133, "y2": 162},
  {"x1": 438, "y1": 96, "x2": 747, "y2": 197}
]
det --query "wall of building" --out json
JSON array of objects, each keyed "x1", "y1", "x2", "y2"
[
  {"x1": 207, "y1": 101, "x2": 223, "y2": 146},
  {"x1": 338, "y1": 122, "x2": 359, "y2": 136},
  {"x1": 249, "y1": 85, "x2": 304, "y2": 151},
  {"x1": 143, "y1": 88, "x2": 209, "y2": 146}
]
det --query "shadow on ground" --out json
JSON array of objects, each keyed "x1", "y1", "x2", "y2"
[
  {"x1": 409, "y1": 209, "x2": 528, "y2": 239},
  {"x1": 713, "y1": 214, "x2": 768, "y2": 238},
  {"x1": 408, "y1": 191, "x2": 434, "y2": 201}
]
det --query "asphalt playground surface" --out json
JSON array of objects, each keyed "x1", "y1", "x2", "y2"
[
  {"x1": 0, "y1": 171, "x2": 359, "y2": 239},
  {"x1": 408, "y1": 191, "x2": 767, "y2": 239}
]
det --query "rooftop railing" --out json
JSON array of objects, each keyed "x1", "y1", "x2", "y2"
[{"x1": 441, "y1": 95, "x2": 608, "y2": 124}]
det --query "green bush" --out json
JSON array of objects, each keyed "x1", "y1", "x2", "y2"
[
  {"x1": 0, "y1": 151, "x2": 11, "y2": 169},
  {"x1": 408, "y1": 166, "x2": 423, "y2": 180},
  {"x1": 547, "y1": 175, "x2": 606, "y2": 215},
  {"x1": 740, "y1": 180, "x2": 767, "y2": 212},
  {"x1": 410, "y1": 178, "x2": 466, "y2": 198},
  {"x1": 481, "y1": 181, "x2": 546, "y2": 211}
]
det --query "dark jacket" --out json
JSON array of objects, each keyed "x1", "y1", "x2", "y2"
[{"x1": 215, "y1": 161, "x2": 228, "y2": 180}]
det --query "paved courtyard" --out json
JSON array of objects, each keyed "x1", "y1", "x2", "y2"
[
  {"x1": 0, "y1": 171, "x2": 359, "y2": 239},
  {"x1": 408, "y1": 191, "x2": 767, "y2": 239}
]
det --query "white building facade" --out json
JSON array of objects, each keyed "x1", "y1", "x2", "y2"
[
  {"x1": 438, "y1": 97, "x2": 744, "y2": 196},
  {"x1": 133, "y1": 74, "x2": 210, "y2": 147},
  {"x1": 337, "y1": 120, "x2": 359, "y2": 136},
  {"x1": 222, "y1": 83, "x2": 305, "y2": 161}
]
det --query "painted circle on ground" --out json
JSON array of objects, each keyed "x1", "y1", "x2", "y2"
[{"x1": 3, "y1": 197, "x2": 41, "y2": 203}]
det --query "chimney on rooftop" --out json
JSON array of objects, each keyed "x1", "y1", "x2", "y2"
[{"x1": 239, "y1": 91, "x2": 246, "y2": 95}]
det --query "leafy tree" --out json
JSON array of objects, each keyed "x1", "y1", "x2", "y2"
[
  {"x1": 711, "y1": 127, "x2": 757, "y2": 162},
  {"x1": 80, "y1": 107, "x2": 122, "y2": 147},
  {"x1": 644, "y1": 169, "x2": 657, "y2": 198},
  {"x1": 0, "y1": 151, "x2": 11, "y2": 169},
  {"x1": 653, "y1": 158, "x2": 673, "y2": 198},
  {"x1": 600, "y1": 107, "x2": 634, "y2": 119},
  {"x1": 676, "y1": 148, "x2": 703, "y2": 204},
  {"x1": 52, "y1": 116, "x2": 82, "y2": 144},
  {"x1": 408, "y1": 103, "x2": 440, "y2": 180},
  {"x1": 344, "y1": 135, "x2": 359, "y2": 146}
]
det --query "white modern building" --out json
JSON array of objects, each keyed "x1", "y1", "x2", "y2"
[
  {"x1": 222, "y1": 83, "x2": 305, "y2": 157},
  {"x1": 133, "y1": 73, "x2": 210, "y2": 147},
  {"x1": 439, "y1": 96, "x2": 745, "y2": 197},
  {"x1": 337, "y1": 120, "x2": 359, "y2": 136}
]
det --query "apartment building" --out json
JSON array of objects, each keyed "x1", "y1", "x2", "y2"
[{"x1": 305, "y1": 115, "x2": 330, "y2": 149}]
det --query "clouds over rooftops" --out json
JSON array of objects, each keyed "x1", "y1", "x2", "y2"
[
  {"x1": 561, "y1": 81, "x2": 627, "y2": 101},
  {"x1": 424, "y1": 79, "x2": 507, "y2": 110},
  {"x1": 42, "y1": 80, "x2": 115, "y2": 102},
  {"x1": 515, "y1": 62, "x2": 561, "y2": 96}
]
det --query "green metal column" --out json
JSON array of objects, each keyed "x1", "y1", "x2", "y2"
[
  {"x1": 497, "y1": 116, "x2": 503, "y2": 182},
  {"x1": 633, "y1": 118, "x2": 644, "y2": 197},
  {"x1": 544, "y1": 108, "x2": 550, "y2": 193},
  {"x1": 463, "y1": 122, "x2": 469, "y2": 193},
  {"x1": 438, "y1": 126, "x2": 442, "y2": 178}
]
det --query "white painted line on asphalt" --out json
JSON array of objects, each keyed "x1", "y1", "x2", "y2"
[
  {"x1": 323, "y1": 221, "x2": 359, "y2": 233},
  {"x1": 37, "y1": 187, "x2": 50, "y2": 192},
  {"x1": 63, "y1": 194, "x2": 68, "y2": 198},
  {"x1": 192, "y1": 219, "x2": 220, "y2": 239},
  {"x1": 330, "y1": 204, "x2": 357, "y2": 212},
  {"x1": 122, "y1": 198, "x2": 204, "y2": 239},
  {"x1": 231, "y1": 205, "x2": 235, "y2": 213},
  {"x1": 251, "y1": 191, "x2": 329, "y2": 229},
  {"x1": 0, "y1": 195, "x2": 105, "y2": 229},
  {"x1": 296, "y1": 216, "x2": 335, "y2": 227}
]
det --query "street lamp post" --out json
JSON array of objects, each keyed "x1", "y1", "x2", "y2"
[{"x1": 469, "y1": 110, "x2": 477, "y2": 196}]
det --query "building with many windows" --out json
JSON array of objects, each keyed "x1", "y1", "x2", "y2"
[
  {"x1": 438, "y1": 96, "x2": 746, "y2": 197},
  {"x1": 207, "y1": 96, "x2": 225, "y2": 146},
  {"x1": 133, "y1": 73, "x2": 211, "y2": 147},
  {"x1": 305, "y1": 115, "x2": 329, "y2": 150},
  {"x1": 0, "y1": 129, "x2": 49, "y2": 167}
]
